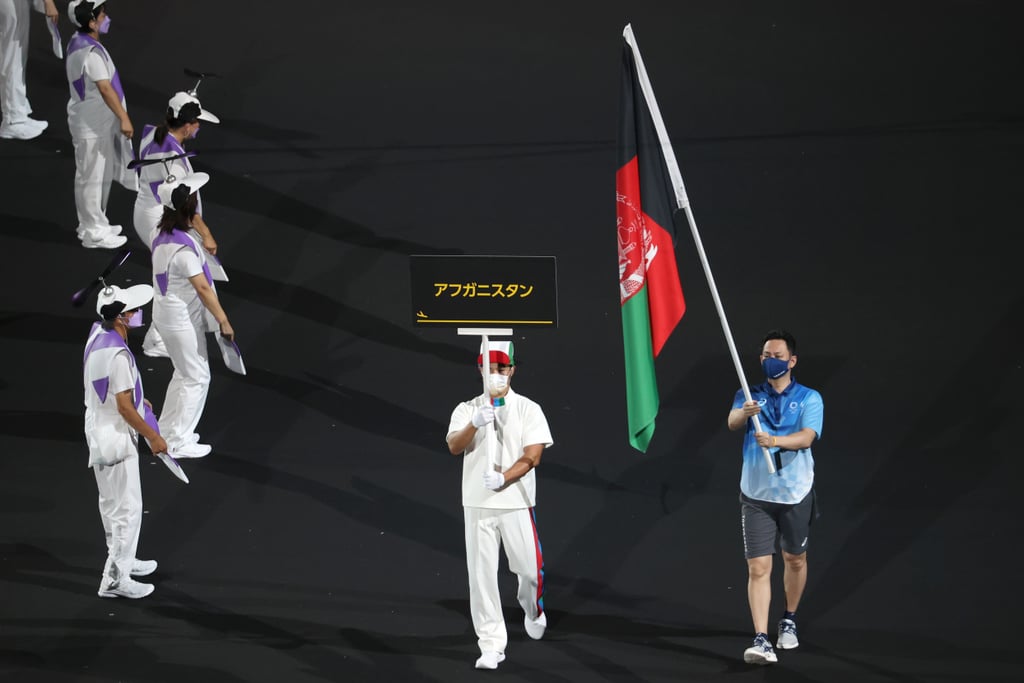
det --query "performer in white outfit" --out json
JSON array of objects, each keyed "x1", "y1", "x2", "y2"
[
  {"x1": 66, "y1": 0, "x2": 136, "y2": 249},
  {"x1": 84, "y1": 281, "x2": 166, "y2": 599},
  {"x1": 133, "y1": 91, "x2": 219, "y2": 249},
  {"x1": 133, "y1": 90, "x2": 221, "y2": 358},
  {"x1": 151, "y1": 173, "x2": 235, "y2": 458},
  {"x1": 0, "y1": 0, "x2": 56, "y2": 139},
  {"x1": 446, "y1": 341, "x2": 552, "y2": 670}
]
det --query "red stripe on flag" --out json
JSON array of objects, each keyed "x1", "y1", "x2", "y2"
[
  {"x1": 644, "y1": 212, "x2": 685, "y2": 357},
  {"x1": 616, "y1": 155, "x2": 685, "y2": 357}
]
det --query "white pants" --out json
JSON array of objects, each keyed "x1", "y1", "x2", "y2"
[
  {"x1": 464, "y1": 507, "x2": 545, "y2": 654},
  {"x1": 0, "y1": 0, "x2": 31, "y2": 124},
  {"x1": 72, "y1": 132, "x2": 119, "y2": 240},
  {"x1": 134, "y1": 202, "x2": 166, "y2": 353},
  {"x1": 132, "y1": 199, "x2": 161, "y2": 249},
  {"x1": 156, "y1": 308, "x2": 210, "y2": 449},
  {"x1": 94, "y1": 453, "x2": 142, "y2": 588}
]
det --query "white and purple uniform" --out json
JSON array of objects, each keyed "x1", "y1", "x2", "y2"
[
  {"x1": 447, "y1": 388, "x2": 552, "y2": 656},
  {"x1": 151, "y1": 228, "x2": 215, "y2": 450},
  {"x1": 132, "y1": 124, "x2": 202, "y2": 247},
  {"x1": 0, "y1": 0, "x2": 38, "y2": 126},
  {"x1": 65, "y1": 31, "x2": 136, "y2": 242},
  {"x1": 83, "y1": 322, "x2": 145, "y2": 590}
]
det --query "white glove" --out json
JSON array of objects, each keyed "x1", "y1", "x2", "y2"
[
  {"x1": 483, "y1": 469, "x2": 505, "y2": 490},
  {"x1": 471, "y1": 404, "x2": 495, "y2": 429}
]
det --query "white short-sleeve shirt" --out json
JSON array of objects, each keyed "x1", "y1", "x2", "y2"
[
  {"x1": 448, "y1": 388, "x2": 553, "y2": 509},
  {"x1": 66, "y1": 48, "x2": 118, "y2": 137},
  {"x1": 84, "y1": 349, "x2": 139, "y2": 466}
]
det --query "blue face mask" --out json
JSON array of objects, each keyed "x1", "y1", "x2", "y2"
[
  {"x1": 98, "y1": 15, "x2": 111, "y2": 34},
  {"x1": 762, "y1": 357, "x2": 790, "y2": 380}
]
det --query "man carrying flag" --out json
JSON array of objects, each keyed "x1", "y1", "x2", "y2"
[
  {"x1": 616, "y1": 24, "x2": 686, "y2": 453},
  {"x1": 617, "y1": 22, "x2": 805, "y2": 667}
]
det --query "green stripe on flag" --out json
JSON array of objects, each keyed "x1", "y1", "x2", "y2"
[{"x1": 622, "y1": 287, "x2": 659, "y2": 453}]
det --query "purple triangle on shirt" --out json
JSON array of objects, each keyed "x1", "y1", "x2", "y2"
[
  {"x1": 72, "y1": 75, "x2": 87, "y2": 101},
  {"x1": 155, "y1": 272, "x2": 169, "y2": 296},
  {"x1": 92, "y1": 377, "x2": 110, "y2": 403}
]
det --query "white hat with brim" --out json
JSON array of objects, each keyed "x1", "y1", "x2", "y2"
[
  {"x1": 96, "y1": 284, "x2": 153, "y2": 320},
  {"x1": 68, "y1": 0, "x2": 107, "y2": 28},
  {"x1": 168, "y1": 91, "x2": 220, "y2": 124},
  {"x1": 157, "y1": 172, "x2": 210, "y2": 210}
]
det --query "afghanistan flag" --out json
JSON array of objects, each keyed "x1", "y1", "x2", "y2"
[{"x1": 616, "y1": 24, "x2": 687, "y2": 453}]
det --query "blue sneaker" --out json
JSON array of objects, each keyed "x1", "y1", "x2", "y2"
[
  {"x1": 777, "y1": 618, "x2": 799, "y2": 649},
  {"x1": 743, "y1": 633, "x2": 777, "y2": 664}
]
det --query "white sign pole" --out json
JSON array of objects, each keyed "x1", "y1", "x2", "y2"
[{"x1": 458, "y1": 328, "x2": 513, "y2": 470}]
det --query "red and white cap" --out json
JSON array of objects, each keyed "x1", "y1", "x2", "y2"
[{"x1": 477, "y1": 340, "x2": 514, "y2": 366}]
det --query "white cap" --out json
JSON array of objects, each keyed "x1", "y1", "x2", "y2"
[
  {"x1": 68, "y1": 0, "x2": 107, "y2": 28},
  {"x1": 96, "y1": 284, "x2": 153, "y2": 320},
  {"x1": 168, "y1": 91, "x2": 220, "y2": 124},
  {"x1": 157, "y1": 172, "x2": 210, "y2": 210}
]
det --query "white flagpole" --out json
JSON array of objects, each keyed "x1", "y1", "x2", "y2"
[
  {"x1": 458, "y1": 328, "x2": 513, "y2": 471},
  {"x1": 623, "y1": 24, "x2": 776, "y2": 473},
  {"x1": 481, "y1": 334, "x2": 498, "y2": 470}
]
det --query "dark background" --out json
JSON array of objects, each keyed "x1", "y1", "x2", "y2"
[{"x1": 1, "y1": 1, "x2": 1021, "y2": 681}]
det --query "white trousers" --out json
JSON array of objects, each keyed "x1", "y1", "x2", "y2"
[
  {"x1": 72, "y1": 133, "x2": 118, "y2": 239},
  {"x1": 156, "y1": 310, "x2": 210, "y2": 449},
  {"x1": 132, "y1": 200, "x2": 161, "y2": 249},
  {"x1": 0, "y1": 0, "x2": 31, "y2": 124},
  {"x1": 134, "y1": 202, "x2": 166, "y2": 353},
  {"x1": 94, "y1": 453, "x2": 142, "y2": 588},
  {"x1": 464, "y1": 506, "x2": 545, "y2": 654}
]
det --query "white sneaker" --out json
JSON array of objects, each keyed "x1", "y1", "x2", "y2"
[
  {"x1": 98, "y1": 578, "x2": 154, "y2": 599},
  {"x1": 0, "y1": 119, "x2": 45, "y2": 140},
  {"x1": 131, "y1": 559, "x2": 158, "y2": 577},
  {"x1": 525, "y1": 611, "x2": 547, "y2": 640},
  {"x1": 82, "y1": 233, "x2": 128, "y2": 250},
  {"x1": 75, "y1": 224, "x2": 120, "y2": 239},
  {"x1": 743, "y1": 634, "x2": 777, "y2": 665},
  {"x1": 474, "y1": 651, "x2": 505, "y2": 670},
  {"x1": 776, "y1": 618, "x2": 799, "y2": 649},
  {"x1": 173, "y1": 442, "x2": 212, "y2": 459}
]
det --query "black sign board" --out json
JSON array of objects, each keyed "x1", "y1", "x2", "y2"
[{"x1": 410, "y1": 255, "x2": 558, "y2": 327}]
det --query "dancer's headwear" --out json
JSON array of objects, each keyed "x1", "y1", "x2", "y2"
[
  {"x1": 96, "y1": 284, "x2": 153, "y2": 320},
  {"x1": 157, "y1": 172, "x2": 210, "y2": 210},
  {"x1": 68, "y1": 0, "x2": 108, "y2": 29},
  {"x1": 168, "y1": 91, "x2": 219, "y2": 124}
]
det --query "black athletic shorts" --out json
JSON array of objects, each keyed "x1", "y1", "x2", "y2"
[{"x1": 740, "y1": 489, "x2": 818, "y2": 559}]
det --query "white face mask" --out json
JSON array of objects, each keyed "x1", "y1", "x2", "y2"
[{"x1": 487, "y1": 372, "x2": 509, "y2": 395}]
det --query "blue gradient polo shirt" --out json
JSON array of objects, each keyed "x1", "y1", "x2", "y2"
[{"x1": 732, "y1": 379, "x2": 823, "y2": 504}]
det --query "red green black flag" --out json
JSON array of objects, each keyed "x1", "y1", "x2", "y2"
[{"x1": 616, "y1": 25, "x2": 687, "y2": 453}]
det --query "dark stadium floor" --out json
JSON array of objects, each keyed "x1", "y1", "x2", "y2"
[{"x1": 1, "y1": 2, "x2": 1020, "y2": 681}]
